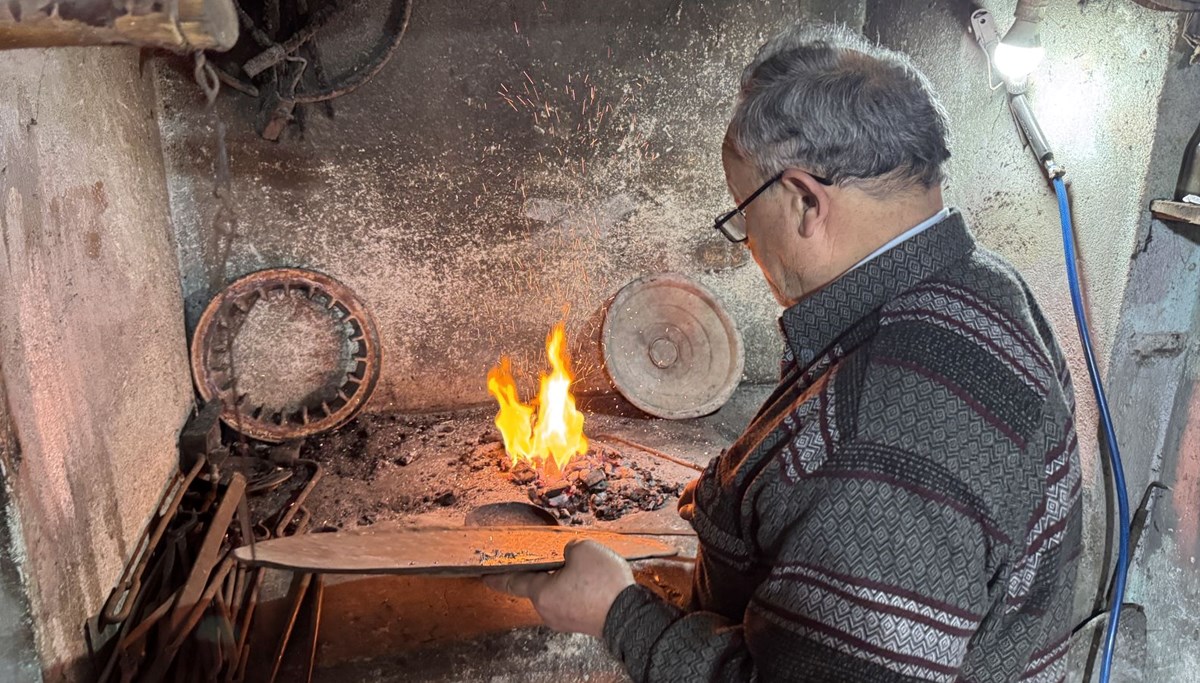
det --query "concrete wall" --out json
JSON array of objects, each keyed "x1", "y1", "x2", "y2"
[
  {"x1": 0, "y1": 48, "x2": 195, "y2": 680},
  {"x1": 157, "y1": 0, "x2": 866, "y2": 412},
  {"x1": 1100, "y1": 33, "x2": 1200, "y2": 681}
]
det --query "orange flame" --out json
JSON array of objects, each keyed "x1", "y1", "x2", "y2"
[{"x1": 486, "y1": 323, "x2": 588, "y2": 477}]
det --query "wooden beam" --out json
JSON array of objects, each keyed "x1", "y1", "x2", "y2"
[
  {"x1": 0, "y1": 0, "x2": 238, "y2": 52},
  {"x1": 1151, "y1": 200, "x2": 1200, "y2": 228}
]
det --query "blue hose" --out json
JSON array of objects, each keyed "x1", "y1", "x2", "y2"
[{"x1": 1052, "y1": 176, "x2": 1130, "y2": 682}]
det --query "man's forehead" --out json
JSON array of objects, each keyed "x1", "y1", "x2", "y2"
[
  {"x1": 720, "y1": 135, "x2": 740, "y2": 157},
  {"x1": 720, "y1": 138, "x2": 747, "y2": 169},
  {"x1": 721, "y1": 141, "x2": 756, "y2": 188}
]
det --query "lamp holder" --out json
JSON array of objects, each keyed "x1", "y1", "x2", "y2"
[{"x1": 970, "y1": 8, "x2": 1065, "y2": 180}]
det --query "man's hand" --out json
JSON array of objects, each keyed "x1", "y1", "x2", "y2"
[
  {"x1": 677, "y1": 478, "x2": 699, "y2": 521},
  {"x1": 482, "y1": 539, "x2": 635, "y2": 638}
]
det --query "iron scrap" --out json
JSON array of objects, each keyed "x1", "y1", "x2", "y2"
[{"x1": 92, "y1": 451, "x2": 326, "y2": 682}]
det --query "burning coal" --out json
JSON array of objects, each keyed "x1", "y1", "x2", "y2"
[{"x1": 486, "y1": 323, "x2": 588, "y2": 477}]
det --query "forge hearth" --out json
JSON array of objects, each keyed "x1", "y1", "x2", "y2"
[
  {"x1": 210, "y1": 401, "x2": 724, "y2": 681},
  {"x1": 292, "y1": 407, "x2": 707, "y2": 533}
]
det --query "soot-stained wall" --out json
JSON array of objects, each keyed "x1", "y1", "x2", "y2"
[{"x1": 157, "y1": 0, "x2": 865, "y2": 412}]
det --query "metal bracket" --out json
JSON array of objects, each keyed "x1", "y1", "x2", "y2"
[{"x1": 970, "y1": 9, "x2": 1006, "y2": 91}]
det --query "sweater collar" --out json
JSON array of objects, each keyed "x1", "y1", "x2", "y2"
[{"x1": 779, "y1": 209, "x2": 976, "y2": 366}]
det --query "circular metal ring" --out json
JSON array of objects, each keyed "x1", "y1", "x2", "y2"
[
  {"x1": 601, "y1": 273, "x2": 744, "y2": 420},
  {"x1": 191, "y1": 268, "x2": 382, "y2": 442}
]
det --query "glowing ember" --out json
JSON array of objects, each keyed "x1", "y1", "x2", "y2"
[{"x1": 486, "y1": 323, "x2": 588, "y2": 477}]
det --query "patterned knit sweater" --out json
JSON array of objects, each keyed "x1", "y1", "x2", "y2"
[{"x1": 603, "y1": 211, "x2": 1082, "y2": 682}]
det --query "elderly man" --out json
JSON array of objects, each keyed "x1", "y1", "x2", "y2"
[{"x1": 487, "y1": 22, "x2": 1082, "y2": 683}]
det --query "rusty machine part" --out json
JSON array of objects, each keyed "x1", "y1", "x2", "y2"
[
  {"x1": 601, "y1": 273, "x2": 745, "y2": 420},
  {"x1": 202, "y1": 0, "x2": 413, "y2": 139},
  {"x1": 191, "y1": 267, "x2": 382, "y2": 443}
]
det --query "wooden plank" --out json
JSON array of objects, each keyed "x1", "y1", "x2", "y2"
[
  {"x1": 0, "y1": 0, "x2": 237, "y2": 51},
  {"x1": 233, "y1": 526, "x2": 677, "y2": 576},
  {"x1": 1151, "y1": 200, "x2": 1200, "y2": 227}
]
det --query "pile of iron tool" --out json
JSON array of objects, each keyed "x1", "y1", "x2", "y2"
[{"x1": 88, "y1": 402, "x2": 324, "y2": 683}]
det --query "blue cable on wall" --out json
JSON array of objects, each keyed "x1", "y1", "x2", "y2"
[{"x1": 1052, "y1": 175, "x2": 1131, "y2": 682}]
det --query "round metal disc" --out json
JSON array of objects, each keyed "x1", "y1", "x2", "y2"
[
  {"x1": 601, "y1": 273, "x2": 744, "y2": 419},
  {"x1": 191, "y1": 268, "x2": 382, "y2": 442},
  {"x1": 464, "y1": 502, "x2": 560, "y2": 528}
]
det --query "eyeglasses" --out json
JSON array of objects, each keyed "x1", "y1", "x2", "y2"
[{"x1": 713, "y1": 170, "x2": 832, "y2": 243}]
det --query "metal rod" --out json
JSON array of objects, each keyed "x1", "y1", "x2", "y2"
[
  {"x1": 594, "y1": 434, "x2": 705, "y2": 473},
  {"x1": 116, "y1": 590, "x2": 179, "y2": 650},
  {"x1": 1009, "y1": 94, "x2": 1053, "y2": 163},
  {"x1": 606, "y1": 528, "x2": 698, "y2": 537},
  {"x1": 306, "y1": 576, "x2": 325, "y2": 683},
  {"x1": 102, "y1": 456, "x2": 207, "y2": 625},
  {"x1": 268, "y1": 572, "x2": 313, "y2": 683},
  {"x1": 274, "y1": 461, "x2": 323, "y2": 537},
  {"x1": 227, "y1": 569, "x2": 264, "y2": 683}
]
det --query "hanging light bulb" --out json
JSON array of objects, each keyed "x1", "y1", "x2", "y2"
[{"x1": 994, "y1": 16, "x2": 1045, "y2": 83}]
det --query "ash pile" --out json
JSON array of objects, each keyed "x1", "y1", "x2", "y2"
[{"x1": 478, "y1": 441, "x2": 686, "y2": 523}]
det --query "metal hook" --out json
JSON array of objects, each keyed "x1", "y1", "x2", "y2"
[{"x1": 193, "y1": 52, "x2": 221, "y2": 106}]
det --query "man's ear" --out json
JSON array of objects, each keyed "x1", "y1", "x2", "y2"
[{"x1": 780, "y1": 170, "x2": 831, "y2": 239}]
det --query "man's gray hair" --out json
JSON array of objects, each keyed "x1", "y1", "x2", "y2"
[{"x1": 728, "y1": 22, "x2": 951, "y2": 192}]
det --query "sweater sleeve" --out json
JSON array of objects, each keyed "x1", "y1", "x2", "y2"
[{"x1": 602, "y1": 449, "x2": 993, "y2": 683}]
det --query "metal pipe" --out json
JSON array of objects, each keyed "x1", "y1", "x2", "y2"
[
  {"x1": 1008, "y1": 93, "x2": 1064, "y2": 178},
  {"x1": 595, "y1": 434, "x2": 705, "y2": 473}
]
